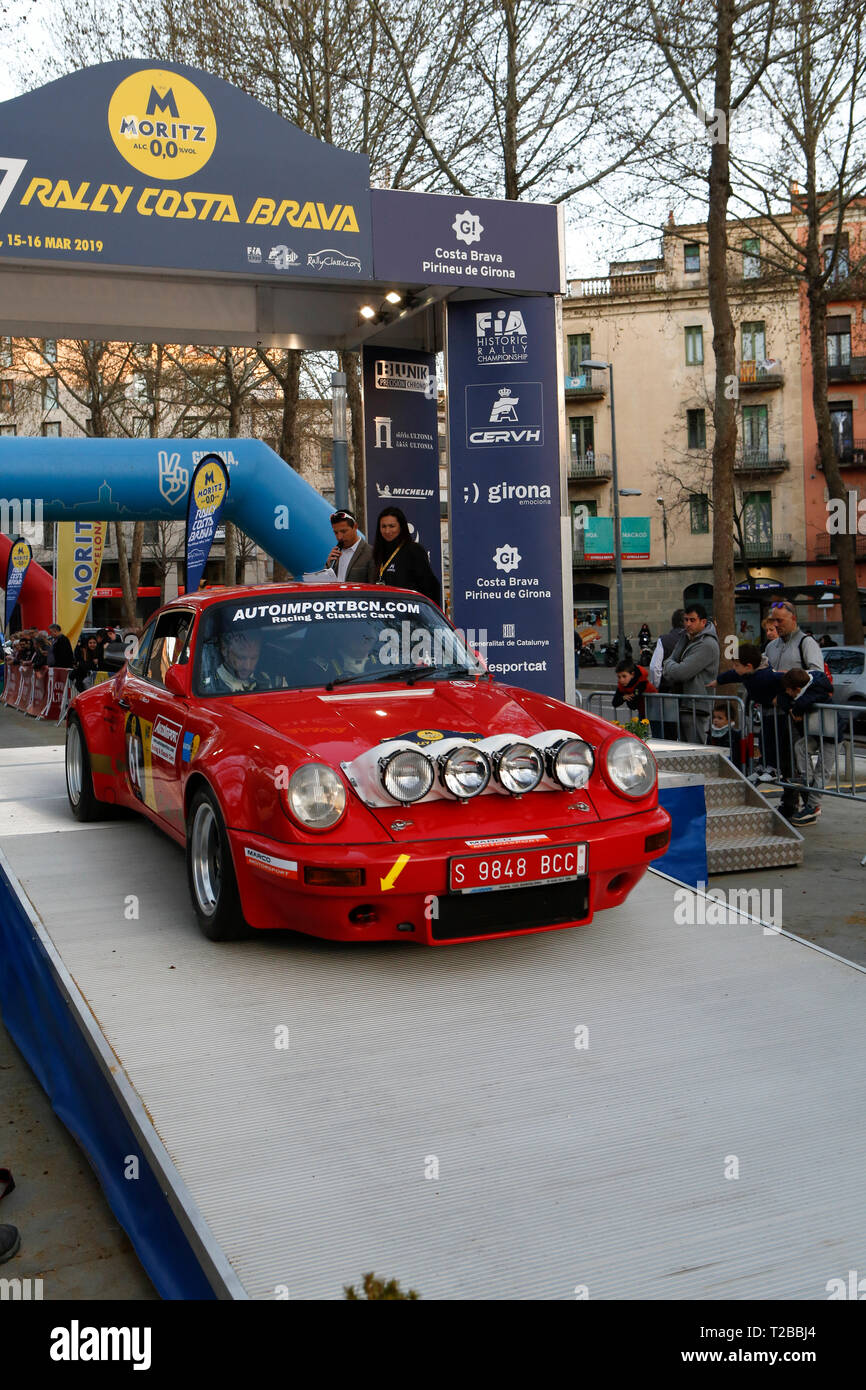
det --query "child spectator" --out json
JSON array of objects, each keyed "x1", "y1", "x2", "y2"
[
  {"x1": 612, "y1": 658, "x2": 657, "y2": 722},
  {"x1": 708, "y1": 701, "x2": 743, "y2": 768}
]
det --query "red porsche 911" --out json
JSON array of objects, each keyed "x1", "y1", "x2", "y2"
[{"x1": 65, "y1": 584, "x2": 670, "y2": 944}]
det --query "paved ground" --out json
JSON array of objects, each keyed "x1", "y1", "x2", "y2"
[
  {"x1": 0, "y1": 695, "x2": 863, "y2": 1297},
  {"x1": 0, "y1": 704, "x2": 157, "y2": 1299}
]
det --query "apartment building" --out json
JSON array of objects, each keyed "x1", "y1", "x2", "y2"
[{"x1": 563, "y1": 213, "x2": 815, "y2": 641}]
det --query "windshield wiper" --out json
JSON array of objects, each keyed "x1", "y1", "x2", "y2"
[
  {"x1": 325, "y1": 665, "x2": 423, "y2": 691},
  {"x1": 405, "y1": 662, "x2": 484, "y2": 685}
]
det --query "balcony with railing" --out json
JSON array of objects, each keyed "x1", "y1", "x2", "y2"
[
  {"x1": 564, "y1": 369, "x2": 607, "y2": 400},
  {"x1": 734, "y1": 443, "x2": 789, "y2": 473},
  {"x1": 811, "y1": 529, "x2": 866, "y2": 562},
  {"x1": 739, "y1": 359, "x2": 784, "y2": 389},
  {"x1": 568, "y1": 452, "x2": 612, "y2": 482},
  {"x1": 815, "y1": 440, "x2": 866, "y2": 468},
  {"x1": 740, "y1": 532, "x2": 793, "y2": 561},
  {"x1": 568, "y1": 271, "x2": 664, "y2": 298},
  {"x1": 827, "y1": 356, "x2": 866, "y2": 383}
]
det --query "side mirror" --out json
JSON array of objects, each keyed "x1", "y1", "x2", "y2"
[{"x1": 164, "y1": 663, "x2": 191, "y2": 698}]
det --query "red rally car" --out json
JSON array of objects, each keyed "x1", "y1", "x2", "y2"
[{"x1": 65, "y1": 584, "x2": 670, "y2": 945}]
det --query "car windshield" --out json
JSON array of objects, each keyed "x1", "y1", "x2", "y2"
[
  {"x1": 825, "y1": 650, "x2": 865, "y2": 676},
  {"x1": 193, "y1": 591, "x2": 486, "y2": 696}
]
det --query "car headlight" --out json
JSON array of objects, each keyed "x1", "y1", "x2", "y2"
[
  {"x1": 494, "y1": 741, "x2": 544, "y2": 794},
  {"x1": 439, "y1": 745, "x2": 491, "y2": 798},
  {"x1": 286, "y1": 762, "x2": 346, "y2": 829},
  {"x1": 547, "y1": 737, "x2": 594, "y2": 789},
  {"x1": 380, "y1": 748, "x2": 435, "y2": 803},
  {"x1": 604, "y1": 737, "x2": 656, "y2": 798}
]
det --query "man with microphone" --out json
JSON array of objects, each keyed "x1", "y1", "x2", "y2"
[{"x1": 326, "y1": 509, "x2": 377, "y2": 583}]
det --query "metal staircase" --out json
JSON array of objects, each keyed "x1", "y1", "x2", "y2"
[{"x1": 653, "y1": 745, "x2": 803, "y2": 873}]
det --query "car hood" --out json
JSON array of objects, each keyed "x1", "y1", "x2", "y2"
[
  {"x1": 230, "y1": 678, "x2": 606, "y2": 837},
  {"x1": 232, "y1": 678, "x2": 551, "y2": 756}
]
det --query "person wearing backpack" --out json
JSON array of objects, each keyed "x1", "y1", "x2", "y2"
[{"x1": 763, "y1": 601, "x2": 827, "y2": 822}]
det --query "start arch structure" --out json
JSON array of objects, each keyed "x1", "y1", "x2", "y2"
[{"x1": 0, "y1": 60, "x2": 571, "y2": 698}]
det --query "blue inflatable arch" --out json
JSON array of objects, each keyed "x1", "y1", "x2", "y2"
[{"x1": 0, "y1": 436, "x2": 335, "y2": 576}]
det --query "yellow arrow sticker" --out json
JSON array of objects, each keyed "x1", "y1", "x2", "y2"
[{"x1": 380, "y1": 853, "x2": 410, "y2": 892}]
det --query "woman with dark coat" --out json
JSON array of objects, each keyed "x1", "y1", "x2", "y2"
[
  {"x1": 372, "y1": 507, "x2": 441, "y2": 606},
  {"x1": 73, "y1": 635, "x2": 100, "y2": 692}
]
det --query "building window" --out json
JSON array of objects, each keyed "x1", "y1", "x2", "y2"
[
  {"x1": 569, "y1": 415, "x2": 595, "y2": 466},
  {"x1": 823, "y1": 232, "x2": 850, "y2": 284},
  {"x1": 686, "y1": 408, "x2": 706, "y2": 449},
  {"x1": 41, "y1": 421, "x2": 61, "y2": 436},
  {"x1": 742, "y1": 238, "x2": 760, "y2": 279},
  {"x1": 685, "y1": 326, "x2": 704, "y2": 366},
  {"x1": 743, "y1": 490, "x2": 772, "y2": 545},
  {"x1": 42, "y1": 375, "x2": 59, "y2": 411},
  {"x1": 830, "y1": 402, "x2": 854, "y2": 460},
  {"x1": 684, "y1": 243, "x2": 700, "y2": 273},
  {"x1": 42, "y1": 338, "x2": 57, "y2": 362},
  {"x1": 0, "y1": 423, "x2": 17, "y2": 436},
  {"x1": 742, "y1": 403, "x2": 769, "y2": 463},
  {"x1": 571, "y1": 499, "x2": 598, "y2": 556},
  {"x1": 567, "y1": 333, "x2": 592, "y2": 377},
  {"x1": 0, "y1": 380, "x2": 13, "y2": 412},
  {"x1": 827, "y1": 315, "x2": 852, "y2": 367},
  {"x1": 319, "y1": 439, "x2": 333, "y2": 472},
  {"x1": 741, "y1": 321, "x2": 766, "y2": 364},
  {"x1": 0, "y1": 338, "x2": 12, "y2": 368},
  {"x1": 689, "y1": 494, "x2": 710, "y2": 534}
]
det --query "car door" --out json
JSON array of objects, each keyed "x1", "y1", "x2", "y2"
[{"x1": 121, "y1": 609, "x2": 195, "y2": 830}]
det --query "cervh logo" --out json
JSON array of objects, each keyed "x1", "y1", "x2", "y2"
[
  {"x1": 466, "y1": 382, "x2": 544, "y2": 447},
  {"x1": 476, "y1": 309, "x2": 528, "y2": 365},
  {"x1": 108, "y1": 68, "x2": 216, "y2": 179}
]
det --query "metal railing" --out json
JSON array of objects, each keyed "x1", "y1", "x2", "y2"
[
  {"x1": 811, "y1": 530, "x2": 866, "y2": 562},
  {"x1": 815, "y1": 439, "x2": 866, "y2": 468},
  {"x1": 739, "y1": 360, "x2": 784, "y2": 386},
  {"x1": 827, "y1": 356, "x2": 866, "y2": 383},
  {"x1": 740, "y1": 532, "x2": 793, "y2": 559},
  {"x1": 568, "y1": 452, "x2": 612, "y2": 480},
  {"x1": 734, "y1": 445, "x2": 788, "y2": 471},
  {"x1": 586, "y1": 688, "x2": 866, "y2": 803}
]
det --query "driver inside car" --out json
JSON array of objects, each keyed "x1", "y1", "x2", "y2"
[{"x1": 212, "y1": 631, "x2": 272, "y2": 693}]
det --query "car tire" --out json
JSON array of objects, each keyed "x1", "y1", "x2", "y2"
[
  {"x1": 65, "y1": 715, "x2": 101, "y2": 822},
  {"x1": 186, "y1": 786, "x2": 250, "y2": 942}
]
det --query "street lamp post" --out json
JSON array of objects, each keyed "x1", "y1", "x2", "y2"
[
  {"x1": 656, "y1": 496, "x2": 669, "y2": 568},
  {"x1": 583, "y1": 358, "x2": 628, "y2": 658},
  {"x1": 331, "y1": 371, "x2": 349, "y2": 511}
]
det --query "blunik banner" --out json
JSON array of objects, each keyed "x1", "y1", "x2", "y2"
[
  {"x1": 446, "y1": 297, "x2": 566, "y2": 698},
  {"x1": 185, "y1": 453, "x2": 230, "y2": 593},
  {"x1": 362, "y1": 347, "x2": 442, "y2": 589},
  {"x1": 56, "y1": 521, "x2": 107, "y2": 647},
  {"x1": 4, "y1": 537, "x2": 32, "y2": 631},
  {"x1": 0, "y1": 61, "x2": 372, "y2": 280}
]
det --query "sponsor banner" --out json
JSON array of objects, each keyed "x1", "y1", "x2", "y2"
[
  {"x1": 371, "y1": 189, "x2": 562, "y2": 293},
  {"x1": 446, "y1": 297, "x2": 565, "y2": 699},
  {"x1": 362, "y1": 346, "x2": 442, "y2": 590},
  {"x1": 185, "y1": 453, "x2": 230, "y2": 595},
  {"x1": 0, "y1": 60, "x2": 372, "y2": 279},
  {"x1": 56, "y1": 520, "x2": 107, "y2": 647},
  {"x1": 3, "y1": 537, "x2": 31, "y2": 630}
]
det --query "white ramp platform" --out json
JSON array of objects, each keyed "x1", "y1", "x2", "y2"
[{"x1": 1, "y1": 745, "x2": 864, "y2": 1300}]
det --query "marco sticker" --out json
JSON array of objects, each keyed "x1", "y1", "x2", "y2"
[{"x1": 108, "y1": 68, "x2": 217, "y2": 179}]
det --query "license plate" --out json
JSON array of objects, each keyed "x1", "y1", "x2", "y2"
[{"x1": 448, "y1": 844, "x2": 587, "y2": 894}]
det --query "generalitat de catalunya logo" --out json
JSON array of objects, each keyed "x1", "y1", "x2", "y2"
[{"x1": 108, "y1": 68, "x2": 217, "y2": 179}]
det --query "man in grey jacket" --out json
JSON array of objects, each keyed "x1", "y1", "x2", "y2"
[
  {"x1": 325, "y1": 510, "x2": 376, "y2": 583},
  {"x1": 662, "y1": 603, "x2": 720, "y2": 744}
]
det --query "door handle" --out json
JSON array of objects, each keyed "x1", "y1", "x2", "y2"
[{"x1": 116, "y1": 697, "x2": 131, "y2": 710}]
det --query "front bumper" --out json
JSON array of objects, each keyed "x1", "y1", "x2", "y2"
[{"x1": 228, "y1": 805, "x2": 671, "y2": 945}]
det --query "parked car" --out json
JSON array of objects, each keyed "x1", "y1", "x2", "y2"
[
  {"x1": 65, "y1": 584, "x2": 670, "y2": 945},
  {"x1": 823, "y1": 645, "x2": 866, "y2": 728}
]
